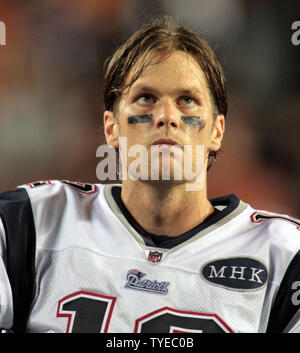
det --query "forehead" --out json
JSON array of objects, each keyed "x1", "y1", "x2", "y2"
[{"x1": 125, "y1": 50, "x2": 208, "y2": 94}]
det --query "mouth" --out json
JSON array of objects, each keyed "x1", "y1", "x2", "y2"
[{"x1": 151, "y1": 138, "x2": 182, "y2": 149}]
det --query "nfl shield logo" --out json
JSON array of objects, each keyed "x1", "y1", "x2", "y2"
[{"x1": 148, "y1": 251, "x2": 163, "y2": 263}]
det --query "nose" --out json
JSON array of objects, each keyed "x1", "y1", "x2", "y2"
[{"x1": 154, "y1": 99, "x2": 180, "y2": 130}]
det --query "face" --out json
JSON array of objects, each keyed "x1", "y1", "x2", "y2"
[{"x1": 104, "y1": 50, "x2": 225, "y2": 187}]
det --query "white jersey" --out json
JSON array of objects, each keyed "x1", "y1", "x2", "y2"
[{"x1": 0, "y1": 180, "x2": 299, "y2": 333}]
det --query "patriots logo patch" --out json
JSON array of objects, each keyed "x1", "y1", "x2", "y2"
[{"x1": 125, "y1": 269, "x2": 169, "y2": 295}]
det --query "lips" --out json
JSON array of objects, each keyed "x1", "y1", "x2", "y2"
[{"x1": 152, "y1": 138, "x2": 182, "y2": 148}]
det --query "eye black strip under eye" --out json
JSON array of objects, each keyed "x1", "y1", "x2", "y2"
[
  {"x1": 128, "y1": 114, "x2": 153, "y2": 124},
  {"x1": 181, "y1": 116, "x2": 205, "y2": 128}
]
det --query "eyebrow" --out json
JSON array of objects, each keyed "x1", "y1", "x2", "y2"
[{"x1": 131, "y1": 84, "x2": 204, "y2": 97}]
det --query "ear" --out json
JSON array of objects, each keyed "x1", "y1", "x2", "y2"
[
  {"x1": 103, "y1": 110, "x2": 119, "y2": 148},
  {"x1": 208, "y1": 114, "x2": 225, "y2": 152}
]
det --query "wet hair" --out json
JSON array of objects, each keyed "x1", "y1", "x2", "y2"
[{"x1": 103, "y1": 16, "x2": 227, "y2": 119}]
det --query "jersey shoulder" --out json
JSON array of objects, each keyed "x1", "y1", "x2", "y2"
[
  {"x1": 20, "y1": 178, "x2": 106, "y2": 219},
  {"x1": 244, "y1": 204, "x2": 300, "y2": 253},
  {"x1": 19, "y1": 179, "x2": 101, "y2": 198},
  {"x1": 0, "y1": 180, "x2": 108, "y2": 234}
]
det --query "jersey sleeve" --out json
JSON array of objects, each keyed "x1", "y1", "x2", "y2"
[
  {"x1": 0, "y1": 189, "x2": 36, "y2": 332},
  {"x1": 0, "y1": 216, "x2": 13, "y2": 330},
  {"x1": 266, "y1": 250, "x2": 300, "y2": 333}
]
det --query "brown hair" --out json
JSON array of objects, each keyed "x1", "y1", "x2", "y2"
[{"x1": 103, "y1": 16, "x2": 227, "y2": 118}]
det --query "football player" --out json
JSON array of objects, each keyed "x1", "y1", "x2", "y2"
[{"x1": 0, "y1": 16, "x2": 299, "y2": 333}]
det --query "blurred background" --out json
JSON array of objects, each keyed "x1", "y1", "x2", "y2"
[{"x1": 0, "y1": 0, "x2": 299, "y2": 216}]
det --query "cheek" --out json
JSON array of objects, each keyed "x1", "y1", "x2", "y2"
[
  {"x1": 119, "y1": 123, "x2": 151, "y2": 146},
  {"x1": 186, "y1": 126, "x2": 212, "y2": 151},
  {"x1": 181, "y1": 118, "x2": 208, "y2": 139}
]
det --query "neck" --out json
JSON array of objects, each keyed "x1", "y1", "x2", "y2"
[{"x1": 121, "y1": 180, "x2": 214, "y2": 236}]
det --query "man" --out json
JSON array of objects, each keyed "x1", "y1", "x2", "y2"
[{"x1": 0, "y1": 17, "x2": 299, "y2": 333}]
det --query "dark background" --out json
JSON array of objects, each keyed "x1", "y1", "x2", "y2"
[{"x1": 0, "y1": 0, "x2": 299, "y2": 216}]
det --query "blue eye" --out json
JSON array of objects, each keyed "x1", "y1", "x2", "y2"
[
  {"x1": 179, "y1": 96, "x2": 195, "y2": 106},
  {"x1": 137, "y1": 94, "x2": 156, "y2": 105}
]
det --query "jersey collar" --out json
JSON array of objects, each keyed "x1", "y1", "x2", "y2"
[{"x1": 104, "y1": 184, "x2": 247, "y2": 251}]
